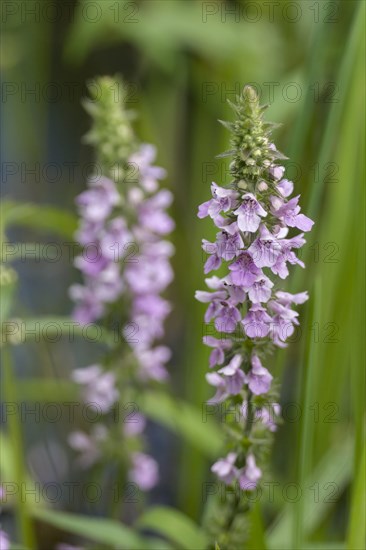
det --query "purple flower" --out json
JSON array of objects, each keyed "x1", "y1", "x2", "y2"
[
  {"x1": 203, "y1": 335, "x2": 233, "y2": 368},
  {"x1": 214, "y1": 303, "x2": 241, "y2": 332},
  {"x1": 276, "y1": 290, "x2": 309, "y2": 306},
  {"x1": 136, "y1": 346, "x2": 171, "y2": 381},
  {"x1": 72, "y1": 365, "x2": 119, "y2": 412},
  {"x1": 205, "y1": 276, "x2": 226, "y2": 290},
  {"x1": 132, "y1": 295, "x2": 171, "y2": 345},
  {"x1": 125, "y1": 256, "x2": 173, "y2": 294},
  {"x1": 271, "y1": 195, "x2": 314, "y2": 232},
  {"x1": 268, "y1": 298, "x2": 300, "y2": 346},
  {"x1": 257, "y1": 403, "x2": 281, "y2": 432},
  {"x1": 76, "y1": 219, "x2": 103, "y2": 245},
  {"x1": 69, "y1": 284, "x2": 104, "y2": 324},
  {"x1": 76, "y1": 176, "x2": 120, "y2": 222},
  {"x1": 247, "y1": 274, "x2": 274, "y2": 303},
  {"x1": 245, "y1": 355, "x2": 273, "y2": 395},
  {"x1": 74, "y1": 251, "x2": 108, "y2": 277},
  {"x1": 211, "y1": 452, "x2": 238, "y2": 484},
  {"x1": 242, "y1": 303, "x2": 272, "y2": 338},
  {"x1": 234, "y1": 193, "x2": 267, "y2": 232},
  {"x1": 195, "y1": 288, "x2": 227, "y2": 324},
  {"x1": 138, "y1": 189, "x2": 175, "y2": 235},
  {"x1": 248, "y1": 225, "x2": 282, "y2": 268},
  {"x1": 0, "y1": 530, "x2": 10, "y2": 550},
  {"x1": 214, "y1": 216, "x2": 240, "y2": 235},
  {"x1": 216, "y1": 231, "x2": 244, "y2": 261},
  {"x1": 226, "y1": 282, "x2": 246, "y2": 305},
  {"x1": 68, "y1": 424, "x2": 107, "y2": 467},
  {"x1": 218, "y1": 355, "x2": 245, "y2": 394},
  {"x1": 129, "y1": 144, "x2": 166, "y2": 192},
  {"x1": 202, "y1": 239, "x2": 222, "y2": 273},
  {"x1": 198, "y1": 182, "x2": 238, "y2": 220},
  {"x1": 238, "y1": 453, "x2": 262, "y2": 490},
  {"x1": 206, "y1": 371, "x2": 228, "y2": 403},
  {"x1": 228, "y1": 252, "x2": 262, "y2": 287},
  {"x1": 269, "y1": 165, "x2": 285, "y2": 181},
  {"x1": 99, "y1": 216, "x2": 132, "y2": 261},
  {"x1": 271, "y1": 233, "x2": 306, "y2": 279},
  {"x1": 129, "y1": 452, "x2": 159, "y2": 491},
  {"x1": 134, "y1": 294, "x2": 171, "y2": 319},
  {"x1": 124, "y1": 413, "x2": 147, "y2": 436},
  {"x1": 92, "y1": 263, "x2": 124, "y2": 302},
  {"x1": 277, "y1": 178, "x2": 293, "y2": 197}
]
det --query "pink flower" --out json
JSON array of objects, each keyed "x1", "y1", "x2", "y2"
[
  {"x1": 129, "y1": 452, "x2": 159, "y2": 491},
  {"x1": 198, "y1": 182, "x2": 239, "y2": 220},
  {"x1": 228, "y1": 252, "x2": 261, "y2": 287},
  {"x1": 234, "y1": 193, "x2": 267, "y2": 232},
  {"x1": 203, "y1": 335, "x2": 233, "y2": 368},
  {"x1": 218, "y1": 355, "x2": 245, "y2": 394},
  {"x1": 242, "y1": 304, "x2": 272, "y2": 338},
  {"x1": 247, "y1": 275, "x2": 274, "y2": 303},
  {"x1": 211, "y1": 452, "x2": 238, "y2": 484},
  {"x1": 245, "y1": 355, "x2": 273, "y2": 395},
  {"x1": 239, "y1": 453, "x2": 262, "y2": 490},
  {"x1": 271, "y1": 195, "x2": 314, "y2": 232}
]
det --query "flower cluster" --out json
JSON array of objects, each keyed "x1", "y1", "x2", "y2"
[
  {"x1": 70, "y1": 143, "x2": 174, "y2": 380},
  {"x1": 196, "y1": 86, "x2": 313, "y2": 494},
  {"x1": 68, "y1": 77, "x2": 174, "y2": 492},
  {"x1": 0, "y1": 530, "x2": 10, "y2": 550}
]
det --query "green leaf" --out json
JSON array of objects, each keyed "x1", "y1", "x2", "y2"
[
  {"x1": 137, "y1": 506, "x2": 209, "y2": 549},
  {"x1": 293, "y1": 278, "x2": 322, "y2": 548},
  {"x1": 347, "y1": 443, "x2": 366, "y2": 550},
  {"x1": 0, "y1": 264, "x2": 18, "y2": 320},
  {"x1": 218, "y1": 120, "x2": 234, "y2": 132},
  {"x1": 267, "y1": 435, "x2": 353, "y2": 549},
  {"x1": 2, "y1": 348, "x2": 37, "y2": 548},
  {"x1": 307, "y1": 2, "x2": 365, "y2": 219},
  {"x1": 301, "y1": 545, "x2": 345, "y2": 550},
  {"x1": 64, "y1": 0, "x2": 280, "y2": 72},
  {"x1": 30, "y1": 508, "x2": 145, "y2": 549},
  {"x1": 16, "y1": 379, "x2": 78, "y2": 402},
  {"x1": 247, "y1": 502, "x2": 267, "y2": 550},
  {"x1": 215, "y1": 149, "x2": 235, "y2": 159},
  {"x1": 1, "y1": 200, "x2": 77, "y2": 239},
  {"x1": 140, "y1": 390, "x2": 223, "y2": 458},
  {"x1": 144, "y1": 539, "x2": 174, "y2": 550}
]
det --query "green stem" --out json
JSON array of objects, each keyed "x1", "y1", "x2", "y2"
[
  {"x1": 244, "y1": 391, "x2": 254, "y2": 438},
  {"x1": 220, "y1": 388, "x2": 254, "y2": 542},
  {"x1": 2, "y1": 347, "x2": 37, "y2": 549}
]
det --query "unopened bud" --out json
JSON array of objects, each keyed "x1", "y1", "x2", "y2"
[{"x1": 257, "y1": 181, "x2": 268, "y2": 192}]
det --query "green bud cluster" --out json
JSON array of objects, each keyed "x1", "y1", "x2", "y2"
[
  {"x1": 82, "y1": 76, "x2": 137, "y2": 184},
  {"x1": 219, "y1": 86, "x2": 286, "y2": 193}
]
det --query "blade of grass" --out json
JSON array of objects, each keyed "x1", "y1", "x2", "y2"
[
  {"x1": 293, "y1": 278, "x2": 321, "y2": 549},
  {"x1": 286, "y1": 5, "x2": 337, "y2": 160},
  {"x1": 347, "y1": 443, "x2": 366, "y2": 550},
  {"x1": 267, "y1": 434, "x2": 353, "y2": 549},
  {"x1": 307, "y1": 1, "x2": 365, "y2": 219},
  {"x1": 2, "y1": 347, "x2": 37, "y2": 549}
]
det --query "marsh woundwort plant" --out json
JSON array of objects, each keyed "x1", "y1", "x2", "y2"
[
  {"x1": 68, "y1": 76, "x2": 174, "y2": 492},
  {"x1": 196, "y1": 85, "x2": 313, "y2": 546}
]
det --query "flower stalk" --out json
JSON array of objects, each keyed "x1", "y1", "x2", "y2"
[
  {"x1": 196, "y1": 86, "x2": 314, "y2": 547},
  {"x1": 68, "y1": 76, "x2": 174, "y2": 495}
]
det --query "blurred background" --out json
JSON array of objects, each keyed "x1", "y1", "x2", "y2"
[{"x1": 1, "y1": 1, "x2": 364, "y2": 549}]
